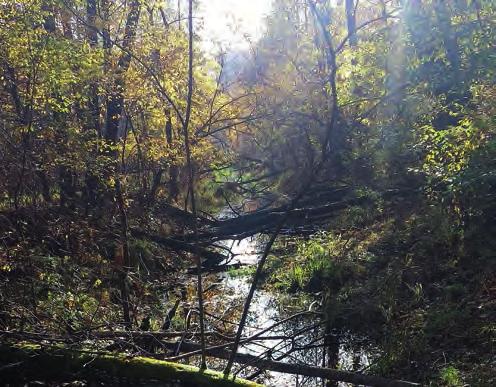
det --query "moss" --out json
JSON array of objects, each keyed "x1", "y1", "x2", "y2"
[
  {"x1": 0, "y1": 343, "x2": 263, "y2": 387},
  {"x1": 227, "y1": 265, "x2": 256, "y2": 278}
]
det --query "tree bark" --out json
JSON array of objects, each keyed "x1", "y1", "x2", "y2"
[
  {"x1": 86, "y1": 0, "x2": 101, "y2": 135},
  {"x1": 0, "y1": 344, "x2": 260, "y2": 387},
  {"x1": 129, "y1": 228, "x2": 226, "y2": 267},
  {"x1": 149, "y1": 169, "x2": 164, "y2": 204},
  {"x1": 345, "y1": 0, "x2": 357, "y2": 47},
  {"x1": 104, "y1": 0, "x2": 141, "y2": 145},
  {"x1": 165, "y1": 109, "x2": 179, "y2": 202}
]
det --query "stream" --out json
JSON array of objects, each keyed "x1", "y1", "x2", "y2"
[{"x1": 182, "y1": 210, "x2": 373, "y2": 386}]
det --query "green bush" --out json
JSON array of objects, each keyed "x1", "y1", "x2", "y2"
[{"x1": 439, "y1": 366, "x2": 462, "y2": 386}]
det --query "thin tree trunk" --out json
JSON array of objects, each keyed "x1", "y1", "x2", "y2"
[
  {"x1": 104, "y1": 0, "x2": 141, "y2": 145},
  {"x1": 165, "y1": 109, "x2": 179, "y2": 202},
  {"x1": 345, "y1": 0, "x2": 357, "y2": 47},
  {"x1": 82, "y1": 0, "x2": 102, "y2": 208},
  {"x1": 149, "y1": 169, "x2": 164, "y2": 204},
  {"x1": 324, "y1": 321, "x2": 339, "y2": 387},
  {"x1": 115, "y1": 179, "x2": 132, "y2": 329},
  {"x1": 86, "y1": 0, "x2": 100, "y2": 134},
  {"x1": 308, "y1": 1, "x2": 342, "y2": 162},
  {"x1": 100, "y1": 0, "x2": 140, "y2": 327},
  {"x1": 2, "y1": 62, "x2": 25, "y2": 121},
  {"x1": 182, "y1": 0, "x2": 207, "y2": 369}
]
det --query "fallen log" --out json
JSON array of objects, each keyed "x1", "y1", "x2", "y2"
[
  {"x1": 198, "y1": 196, "x2": 372, "y2": 240},
  {"x1": 0, "y1": 333, "x2": 419, "y2": 386},
  {"x1": 187, "y1": 262, "x2": 245, "y2": 274},
  {"x1": 196, "y1": 188, "x2": 418, "y2": 241},
  {"x1": 151, "y1": 202, "x2": 216, "y2": 227},
  {"x1": 0, "y1": 343, "x2": 261, "y2": 387},
  {"x1": 130, "y1": 228, "x2": 226, "y2": 267},
  {"x1": 157, "y1": 340, "x2": 420, "y2": 387}
]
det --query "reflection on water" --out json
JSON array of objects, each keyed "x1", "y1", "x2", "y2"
[
  {"x1": 223, "y1": 236, "x2": 261, "y2": 265},
  {"x1": 184, "y1": 211, "x2": 374, "y2": 386},
  {"x1": 221, "y1": 274, "x2": 297, "y2": 385}
]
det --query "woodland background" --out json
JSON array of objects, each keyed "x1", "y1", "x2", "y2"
[{"x1": 0, "y1": 0, "x2": 495, "y2": 385}]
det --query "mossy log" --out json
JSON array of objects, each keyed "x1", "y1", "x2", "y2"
[{"x1": 0, "y1": 344, "x2": 262, "y2": 387}]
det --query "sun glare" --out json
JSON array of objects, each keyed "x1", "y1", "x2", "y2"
[{"x1": 198, "y1": 0, "x2": 273, "y2": 53}]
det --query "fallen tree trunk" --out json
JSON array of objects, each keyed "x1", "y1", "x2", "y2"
[
  {"x1": 0, "y1": 343, "x2": 260, "y2": 387},
  {"x1": 157, "y1": 340, "x2": 420, "y2": 387},
  {"x1": 197, "y1": 196, "x2": 373, "y2": 241},
  {"x1": 197, "y1": 188, "x2": 417, "y2": 241},
  {"x1": 187, "y1": 262, "x2": 245, "y2": 274},
  {"x1": 0, "y1": 333, "x2": 420, "y2": 386},
  {"x1": 130, "y1": 228, "x2": 226, "y2": 267},
  {"x1": 151, "y1": 202, "x2": 216, "y2": 228}
]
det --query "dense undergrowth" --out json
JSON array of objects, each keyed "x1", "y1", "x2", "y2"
[
  {"x1": 265, "y1": 179, "x2": 496, "y2": 385},
  {"x1": 1, "y1": 0, "x2": 495, "y2": 385}
]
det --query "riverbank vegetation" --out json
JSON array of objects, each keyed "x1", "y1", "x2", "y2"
[{"x1": 0, "y1": 0, "x2": 494, "y2": 386}]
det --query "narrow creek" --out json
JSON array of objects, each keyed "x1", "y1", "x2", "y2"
[{"x1": 183, "y1": 209, "x2": 373, "y2": 386}]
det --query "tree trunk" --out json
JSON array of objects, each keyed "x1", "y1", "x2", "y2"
[
  {"x1": 182, "y1": 0, "x2": 207, "y2": 368},
  {"x1": 104, "y1": 0, "x2": 141, "y2": 146},
  {"x1": 345, "y1": 0, "x2": 357, "y2": 47},
  {"x1": 41, "y1": 1, "x2": 56, "y2": 33},
  {"x1": 164, "y1": 340, "x2": 420, "y2": 387},
  {"x1": 0, "y1": 341, "x2": 420, "y2": 387},
  {"x1": 149, "y1": 169, "x2": 164, "y2": 204},
  {"x1": 115, "y1": 179, "x2": 132, "y2": 329},
  {"x1": 0, "y1": 344, "x2": 260, "y2": 387},
  {"x1": 165, "y1": 109, "x2": 179, "y2": 202}
]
